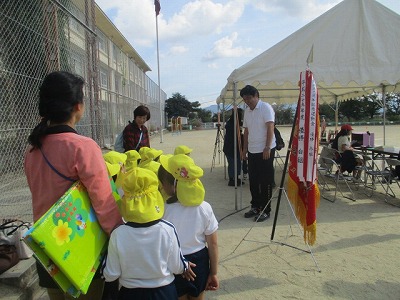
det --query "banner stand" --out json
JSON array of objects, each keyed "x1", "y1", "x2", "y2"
[
  {"x1": 228, "y1": 184, "x2": 320, "y2": 272},
  {"x1": 269, "y1": 187, "x2": 321, "y2": 272},
  {"x1": 269, "y1": 76, "x2": 321, "y2": 272},
  {"x1": 227, "y1": 67, "x2": 320, "y2": 271}
]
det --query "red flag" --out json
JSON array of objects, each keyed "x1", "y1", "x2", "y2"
[
  {"x1": 154, "y1": 0, "x2": 161, "y2": 16},
  {"x1": 287, "y1": 69, "x2": 320, "y2": 246}
]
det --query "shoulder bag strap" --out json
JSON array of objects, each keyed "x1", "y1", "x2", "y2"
[
  {"x1": 135, "y1": 131, "x2": 143, "y2": 150},
  {"x1": 39, "y1": 149, "x2": 76, "y2": 182}
]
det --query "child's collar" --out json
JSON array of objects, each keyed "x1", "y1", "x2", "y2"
[{"x1": 166, "y1": 195, "x2": 178, "y2": 204}]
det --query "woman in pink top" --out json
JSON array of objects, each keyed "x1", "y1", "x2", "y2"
[{"x1": 24, "y1": 71, "x2": 122, "y2": 300}]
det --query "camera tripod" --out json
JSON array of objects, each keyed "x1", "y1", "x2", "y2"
[{"x1": 210, "y1": 124, "x2": 224, "y2": 172}]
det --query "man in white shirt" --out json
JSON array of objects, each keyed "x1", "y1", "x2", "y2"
[{"x1": 241, "y1": 85, "x2": 276, "y2": 222}]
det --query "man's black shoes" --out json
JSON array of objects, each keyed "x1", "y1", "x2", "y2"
[
  {"x1": 255, "y1": 212, "x2": 270, "y2": 222},
  {"x1": 244, "y1": 207, "x2": 259, "y2": 218},
  {"x1": 245, "y1": 207, "x2": 271, "y2": 221}
]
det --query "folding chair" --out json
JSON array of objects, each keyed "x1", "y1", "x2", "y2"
[
  {"x1": 318, "y1": 147, "x2": 355, "y2": 202},
  {"x1": 317, "y1": 147, "x2": 332, "y2": 191},
  {"x1": 383, "y1": 158, "x2": 400, "y2": 206},
  {"x1": 361, "y1": 154, "x2": 392, "y2": 198},
  {"x1": 317, "y1": 164, "x2": 330, "y2": 191}
]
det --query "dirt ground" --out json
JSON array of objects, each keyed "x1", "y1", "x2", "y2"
[
  {"x1": 10, "y1": 124, "x2": 400, "y2": 300},
  {"x1": 151, "y1": 125, "x2": 400, "y2": 300}
]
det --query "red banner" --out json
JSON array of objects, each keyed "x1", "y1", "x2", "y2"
[{"x1": 287, "y1": 70, "x2": 320, "y2": 246}]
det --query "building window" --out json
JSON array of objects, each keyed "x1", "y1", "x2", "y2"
[
  {"x1": 70, "y1": 54, "x2": 84, "y2": 77},
  {"x1": 69, "y1": 18, "x2": 84, "y2": 36},
  {"x1": 97, "y1": 31, "x2": 107, "y2": 53},
  {"x1": 115, "y1": 74, "x2": 121, "y2": 94},
  {"x1": 113, "y1": 45, "x2": 120, "y2": 66},
  {"x1": 100, "y1": 68, "x2": 108, "y2": 88}
]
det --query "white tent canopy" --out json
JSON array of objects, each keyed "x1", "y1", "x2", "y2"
[{"x1": 217, "y1": 0, "x2": 400, "y2": 107}]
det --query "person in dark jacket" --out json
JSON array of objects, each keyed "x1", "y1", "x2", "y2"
[
  {"x1": 223, "y1": 108, "x2": 246, "y2": 186},
  {"x1": 123, "y1": 105, "x2": 151, "y2": 151}
]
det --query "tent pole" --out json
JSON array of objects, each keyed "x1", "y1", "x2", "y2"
[
  {"x1": 382, "y1": 85, "x2": 386, "y2": 145},
  {"x1": 222, "y1": 101, "x2": 227, "y2": 180},
  {"x1": 335, "y1": 96, "x2": 338, "y2": 132},
  {"x1": 232, "y1": 82, "x2": 240, "y2": 210}
]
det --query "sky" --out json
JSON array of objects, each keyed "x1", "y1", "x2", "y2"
[{"x1": 96, "y1": 0, "x2": 400, "y2": 108}]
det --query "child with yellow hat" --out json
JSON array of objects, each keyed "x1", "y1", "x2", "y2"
[
  {"x1": 124, "y1": 150, "x2": 141, "y2": 172},
  {"x1": 174, "y1": 145, "x2": 193, "y2": 156},
  {"x1": 103, "y1": 151, "x2": 127, "y2": 186},
  {"x1": 102, "y1": 150, "x2": 129, "y2": 299},
  {"x1": 103, "y1": 167, "x2": 195, "y2": 299},
  {"x1": 139, "y1": 148, "x2": 163, "y2": 175},
  {"x1": 158, "y1": 154, "x2": 219, "y2": 298},
  {"x1": 103, "y1": 151, "x2": 128, "y2": 206}
]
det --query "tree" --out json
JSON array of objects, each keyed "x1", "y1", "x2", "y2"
[
  {"x1": 360, "y1": 94, "x2": 381, "y2": 119},
  {"x1": 386, "y1": 93, "x2": 400, "y2": 118},
  {"x1": 272, "y1": 104, "x2": 294, "y2": 125},
  {"x1": 165, "y1": 93, "x2": 193, "y2": 118},
  {"x1": 338, "y1": 99, "x2": 364, "y2": 121},
  {"x1": 212, "y1": 110, "x2": 231, "y2": 123},
  {"x1": 191, "y1": 101, "x2": 202, "y2": 111},
  {"x1": 196, "y1": 108, "x2": 212, "y2": 122},
  {"x1": 319, "y1": 102, "x2": 335, "y2": 122}
]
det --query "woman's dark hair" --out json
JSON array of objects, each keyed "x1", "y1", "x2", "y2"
[
  {"x1": 134, "y1": 105, "x2": 151, "y2": 121},
  {"x1": 28, "y1": 71, "x2": 85, "y2": 149},
  {"x1": 331, "y1": 129, "x2": 350, "y2": 150}
]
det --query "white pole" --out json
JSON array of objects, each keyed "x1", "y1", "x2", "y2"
[
  {"x1": 155, "y1": 9, "x2": 163, "y2": 143},
  {"x1": 382, "y1": 85, "x2": 386, "y2": 145},
  {"x1": 233, "y1": 82, "x2": 239, "y2": 210}
]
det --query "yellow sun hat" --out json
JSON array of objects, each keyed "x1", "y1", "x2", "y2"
[
  {"x1": 138, "y1": 146, "x2": 151, "y2": 157},
  {"x1": 121, "y1": 167, "x2": 164, "y2": 223},
  {"x1": 105, "y1": 161, "x2": 121, "y2": 177},
  {"x1": 149, "y1": 148, "x2": 163, "y2": 161},
  {"x1": 103, "y1": 151, "x2": 127, "y2": 166},
  {"x1": 174, "y1": 145, "x2": 193, "y2": 155},
  {"x1": 125, "y1": 150, "x2": 141, "y2": 171},
  {"x1": 159, "y1": 154, "x2": 205, "y2": 206},
  {"x1": 158, "y1": 154, "x2": 173, "y2": 167},
  {"x1": 142, "y1": 161, "x2": 161, "y2": 176},
  {"x1": 139, "y1": 148, "x2": 163, "y2": 168}
]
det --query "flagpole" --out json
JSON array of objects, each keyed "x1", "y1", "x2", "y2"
[
  {"x1": 155, "y1": 2, "x2": 163, "y2": 143},
  {"x1": 271, "y1": 70, "x2": 321, "y2": 272}
]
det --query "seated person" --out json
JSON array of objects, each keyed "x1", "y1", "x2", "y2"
[{"x1": 331, "y1": 124, "x2": 363, "y2": 179}]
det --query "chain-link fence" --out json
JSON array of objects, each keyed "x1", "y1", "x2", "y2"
[{"x1": 0, "y1": 0, "x2": 166, "y2": 221}]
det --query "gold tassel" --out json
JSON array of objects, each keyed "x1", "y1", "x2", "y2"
[{"x1": 287, "y1": 178, "x2": 320, "y2": 246}]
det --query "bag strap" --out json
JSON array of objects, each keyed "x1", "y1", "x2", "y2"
[
  {"x1": 0, "y1": 224, "x2": 30, "y2": 236},
  {"x1": 135, "y1": 131, "x2": 143, "y2": 150},
  {"x1": 0, "y1": 220, "x2": 18, "y2": 229},
  {"x1": 1, "y1": 220, "x2": 30, "y2": 236},
  {"x1": 0, "y1": 220, "x2": 25, "y2": 229},
  {"x1": 40, "y1": 149, "x2": 76, "y2": 182}
]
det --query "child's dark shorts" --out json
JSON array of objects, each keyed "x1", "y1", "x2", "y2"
[
  {"x1": 175, "y1": 247, "x2": 210, "y2": 297},
  {"x1": 118, "y1": 281, "x2": 177, "y2": 300}
]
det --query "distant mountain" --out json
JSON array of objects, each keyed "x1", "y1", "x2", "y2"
[{"x1": 202, "y1": 104, "x2": 219, "y2": 114}]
